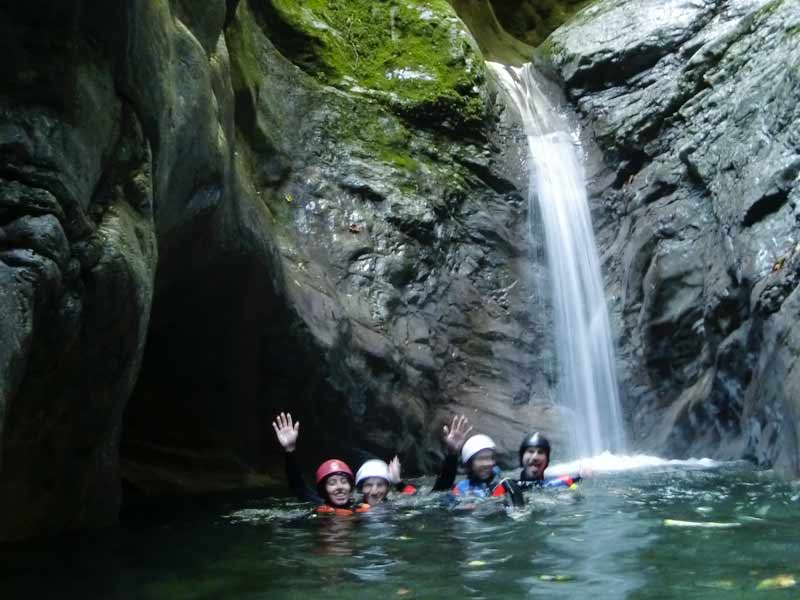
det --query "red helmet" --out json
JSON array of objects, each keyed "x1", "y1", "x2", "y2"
[{"x1": 315, "y1": 459, "x2": 354, "y2": 486}]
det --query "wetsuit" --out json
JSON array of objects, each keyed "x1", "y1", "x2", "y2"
[
  {"x1": 432, "y1": 453, "x2": 460, "y2": 492},
  {"x1": 284, "y1": 452, "x2": 370, "y2": 515},
  {"x1": 432, "y1": 455, "x2": 521, "y2": 502}
]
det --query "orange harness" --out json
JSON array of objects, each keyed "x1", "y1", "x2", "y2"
[{"x1": 315, "y1": 503, "x2": 371, "y2": 516}]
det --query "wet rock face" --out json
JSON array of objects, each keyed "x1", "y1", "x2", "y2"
[
  {"x1": 198, "y1": 0, "x2": 565, "y2": 481},
  {"x1": 543, "y1": 0, "x2": 800, "y2": 472},
  {"x1": 0, "y1": 2, "x2": 158, "y2": 540},
  {"x1": 0, "y1": 0, "x2": 235, "y2": 539},
  {"x1": 0, "y1": 0, "x2": 562, "y2": 540}
]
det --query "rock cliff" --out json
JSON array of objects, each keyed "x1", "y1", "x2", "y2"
[
  {"x1": 0, "y1": 0, "x2": 555, "y2": 541},
  {"x1": 540, "y1": 0, "x2": 800, "y2": 471}
]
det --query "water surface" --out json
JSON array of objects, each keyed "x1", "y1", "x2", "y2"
[{"x1": 2, "y1": 462, "x2": 798, "y2": 599}]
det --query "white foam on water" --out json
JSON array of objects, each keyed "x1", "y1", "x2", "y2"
[{"x1": 545, "y1": 452, "x2": 722, "y2": 477}]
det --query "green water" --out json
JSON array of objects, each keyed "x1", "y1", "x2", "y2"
[{"x1": 2, "y1": 464, "x2": 798, "y2": 599}]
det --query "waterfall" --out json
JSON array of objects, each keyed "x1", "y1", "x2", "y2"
[{"x1": 489, "y1": 62, "x2": 625, "y2": 458}]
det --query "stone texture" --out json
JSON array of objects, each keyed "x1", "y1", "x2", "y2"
[
  {"x1": 542, "y1": 0, "x2": 800, "y2": 472},
  {"x1": 0, "y1": 0, "x2": 560, "y2": 541}
]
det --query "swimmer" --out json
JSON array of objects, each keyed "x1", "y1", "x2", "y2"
[
  {"x1": 516, "y1": 431, "x2": 581, "y2": 489},
  {"x1": 272, "y1": 412, "x2": 369, "y2": 515},
  {"x1": 355, "y1": 457, "x2": 417, "y2": 505},
  {"x1": 432, "y1": 415, "x2": 522, "y2": 503}
]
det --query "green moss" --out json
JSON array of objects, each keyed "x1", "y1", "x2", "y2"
[
  {"x1": 336, "y1": 106, "x2": 421, "y2": 172},
  {"x1": 753, "y1": 0, "x2": 782, "y2": 20},
  {"x1": 226, "y1": 4, "x2": 263, "y2": 97},
  {"x1": 251, "y1": 0, "x2": 488, "y2": 130}
]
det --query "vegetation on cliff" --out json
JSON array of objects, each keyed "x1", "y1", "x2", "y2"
[{"x1": 244, "y1": 0, "x2": 489, "y2": 130}]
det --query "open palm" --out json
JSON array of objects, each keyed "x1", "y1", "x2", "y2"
[
  {"x1": 442, "y1": 415, "x2": 473, "y2": 455},
  {"x1": 272, "y1": 412, "x2": 299, "y2": 452}
]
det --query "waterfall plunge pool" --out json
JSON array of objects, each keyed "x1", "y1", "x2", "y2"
[{"x1": 2, "y1": 460, "x2": 798, "y2": 599}]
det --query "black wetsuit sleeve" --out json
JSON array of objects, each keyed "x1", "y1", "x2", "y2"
[
  {"x1": 432, "y1": 453, "x2": 459, "y2": 491},
  {"x1": 285, "y1": 452, "x2": 323, "y2": 504}
]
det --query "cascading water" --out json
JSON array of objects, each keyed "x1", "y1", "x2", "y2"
[{"x1": 489, "y1": 62, "x2": 625, "y2": 458}]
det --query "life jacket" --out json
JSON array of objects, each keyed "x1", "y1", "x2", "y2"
[
  {"x1": 315, "y1": 503, "x2": 371, "y2": 516},
  {"x1": 400, "y1": 484, "x2": 417, "y2": 495},
  {"x1": 450, "y1": 465, "x2": 504, "y2": 497},
  {"x1": 451, "y1": 472, "x2": 506, "y2": 498}
]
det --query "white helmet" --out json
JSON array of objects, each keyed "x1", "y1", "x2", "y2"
[
  {"x1": 461, "y1": 434, "x2": 496, "y2": 464},
  {"x1": 355, "y1": 459, "x2": 391, "y2": 487}
]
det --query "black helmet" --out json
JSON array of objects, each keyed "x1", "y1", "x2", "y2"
[{"x1": 518, "y1": 432, "x2": 551, "y2": 466}]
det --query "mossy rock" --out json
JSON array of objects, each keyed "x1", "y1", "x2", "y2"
[{"x1": 248, "y1": 0, "x2": 488, "y2": 131}]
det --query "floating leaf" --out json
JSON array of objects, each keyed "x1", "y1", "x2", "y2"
[
  {"x1": 539, "y1": 574, "x2": 572, "y2": 582},
  {"x1": 663, "y1": 519, "x2": 740, "y2": 529},
  {"x1": 697, "y1": 580, "x2": 735, "y2": 590},
  {"x1": 756, "y1": 575, "x2": 796, "y2": 590}
]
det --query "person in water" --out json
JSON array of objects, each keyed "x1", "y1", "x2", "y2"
[
  {"x1": 432, "y1": 415, "x2": 522, "y2": 503},
  {"x1": 516, "y1": 431, "x2": 581, "y2": 489},
  {"x1": 273, "y1": 412, "x2": 414, "y2": 512},
  {"x1": 355, "y1": 457, "x2": 417, "y2": 505},
  {"x1": 272, "y1": 412, "x2": 369, "y2": 515}
]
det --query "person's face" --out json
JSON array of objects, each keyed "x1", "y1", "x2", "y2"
[
  {"x1": 469, "y1": 449, "x2": 495, "y2": 481},
  {"x1": 522, "y1": 447, "x2": 549, "y2": 479},
  {"x1": 361, "y1": 477, "x2": 389, "y2": 505},
  {"x1": 324, "y1": 474, "x2": 352, "y2": 507}
]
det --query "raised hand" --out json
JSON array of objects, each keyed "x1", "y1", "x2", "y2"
[
  {"x1": 442, "y1": 414, "x2": 473, "y2": 456},
  {"x1": 272, "y1": 412, "x2": 299, "y2": 452},
  {"x1": 388, "y1": 455, "x2": 402, "y2": 484}
]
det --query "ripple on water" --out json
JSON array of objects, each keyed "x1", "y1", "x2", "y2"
[{"x1": 0, "y1": 463, "x2": 798, "y2": 599}]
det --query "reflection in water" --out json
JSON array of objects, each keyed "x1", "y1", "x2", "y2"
[
  {"x1": 0, "y1": 464, "x2": 798, "y2": 599},
  {"x1": 313, "y1": 515, "x2": 358, "y2": 557}
]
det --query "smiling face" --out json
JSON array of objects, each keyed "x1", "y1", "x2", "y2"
[
  {"x1": 324, "y1": 474, "x2": 353, "y2": 507},
  {"x1": 469, "y1": 448, "x2": 496, "y2": 481},
  {"x1": 360, "y1": 477, "x2": 390, "y2": 505},
  {"x1": 522, "y1": 447, "x2": 549, "y2": 480}
]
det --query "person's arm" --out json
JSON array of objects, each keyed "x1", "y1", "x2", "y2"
[
  {"x1": 273, "y1": 412, "x2": 323, "y2": 504},
  {"x1": 285, "y1": 451, "x2": 323, "y2": 504},
  {"x1": 432, "y1": 415, "x2": 473, "y2": 491},
  {"x1": 543, "y1": 474, "x2": 580, "y2": 489},
  {"x1": 388, "y1": 456, "x2": 417, "y2": 494},
  {"x1": 432, "y1": 453, "x2": 459, "y2": 491}
]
